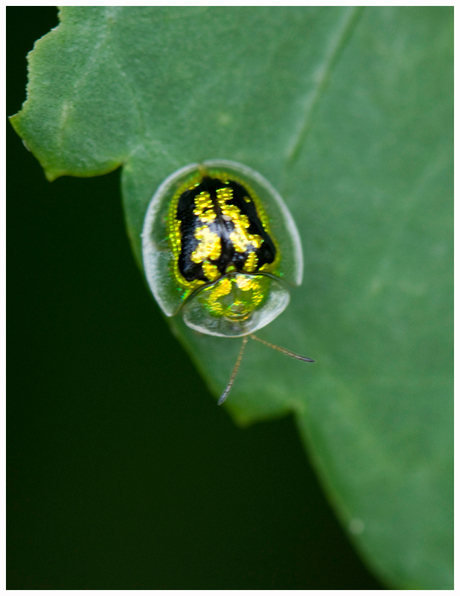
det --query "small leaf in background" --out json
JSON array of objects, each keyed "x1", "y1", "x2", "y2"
[{"x1": 10, "y1": 6, "x2": 453, "y2": 589}]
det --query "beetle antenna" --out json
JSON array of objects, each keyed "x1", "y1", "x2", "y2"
[
  {"x1": 249, "y1": 334, "x2": 315, "y2": 362},
  {"x1": 218, "y1": 336, "x2": 249, "y2": 405}
]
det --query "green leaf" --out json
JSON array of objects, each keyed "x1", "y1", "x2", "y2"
[{"x1": 10, "y1": 6, "x2": 453, "y2": 589}]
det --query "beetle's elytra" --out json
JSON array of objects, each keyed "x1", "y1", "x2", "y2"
[{"x1": 173, "y1": 175, "x2": 277, "y2": 284}]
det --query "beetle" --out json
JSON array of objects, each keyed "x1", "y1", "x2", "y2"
[{"x1": 142, "y1": 159, "x2": 314, "y2": 404}]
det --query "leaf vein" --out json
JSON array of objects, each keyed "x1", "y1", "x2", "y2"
[{"x1": 285, "y1": 6, "x2": 363, "y2": 165}]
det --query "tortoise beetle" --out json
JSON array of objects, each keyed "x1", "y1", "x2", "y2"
[{"x1": 142, "y1": 160, "x2": 313, "y2": 403}]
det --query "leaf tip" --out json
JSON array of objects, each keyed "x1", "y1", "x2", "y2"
[{"x1": 44, "y1": 168, "x2": 60, "y2": 182}]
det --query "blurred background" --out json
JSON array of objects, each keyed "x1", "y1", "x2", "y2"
[{"x1": 7, "y1": 7, "x2": 382, "y2": 589}]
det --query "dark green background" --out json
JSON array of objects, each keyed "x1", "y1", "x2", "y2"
[{"x1": 7, "y1": 7, "x2": 382, "y2": 589}]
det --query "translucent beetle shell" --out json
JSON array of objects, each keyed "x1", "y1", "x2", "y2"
[{"x1": 142, "y1": 160, "x2": 303, "y2": 338}]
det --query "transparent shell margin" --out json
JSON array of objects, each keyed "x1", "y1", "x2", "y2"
[{"x1": 142, "y1": 160, "x2": 303, "y2": 318}]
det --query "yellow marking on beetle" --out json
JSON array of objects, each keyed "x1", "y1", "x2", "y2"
[
  {"x1": 199, "y1": 274, "x2": 270, "y2": 319},
  {"x1": 230, "y1": 224, "x2": 263, "y2": 253},
  {"x1": 235, "y1": 274, "x2": 259, "y2": 291},
  {"x1": 243, "y1": 251, "x2": 258, "y2": 273},
  {"x1": 193, "y1": 191, "x2": 216, "y2": 223},
  {"x1": 215, "y1": 187, "x2": 263, "y2": 254},
  {"x1": 169, "y1": 216, "x2": 182, "y2": 257},
  {"x1": 210, "y1": 277, "x2": 232, "y2": 298},
  {"x1": 201, "y1": 277, "x2": 232, "y2": 317},
  {"x1": 204, "y1": 277, "x2": 233, "y2": 315},
  {"x1": 203, "y1": 261, "x2": 220, "y2": 281},
  {"x1": 192, "y1": 225, "x2": 221, "y2": 263},
  {"x1": 235, "y1": 275, "x2": 253, "y2": 291},
  {"x1": 235, "y1": 275, "x2": 267, "y2": 308}
]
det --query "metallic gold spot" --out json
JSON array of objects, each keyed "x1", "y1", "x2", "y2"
[
  {"x1": 203, "y1": 261, "x2": 220, "y2": 282},
  {"x1": 211, "y1": 277, "x2": 232, "y2": 297},
  {"x1": 215, "y1": 187, "x2": 263, "y2": 253},
  {"x1": 229, "y1": 230, "x2": 248, "y2": 253},
  {"x1": 235, "y1": 275, "x2": 254, "y2": 291},
  {"x1": 192, "y1": 226, "x2": 221, "y2": 263},
  {"x1": 216, "y1": 186, "x2": 233, "y2": 204},
  {"x1": 199, "y1": 274, "x2": 270, "y2": 319},
  {"x1": 170, "y1": 216, "x2": 182, "y2": 256},
  {"x1": 193, "y1": 191, "x2": 216, "y2": 223},
  {"x1": 243, "y1": 251, "x2": 258, "y2": 273},
  {"x1": 234, "y1": 275, "x2": 267, "y2": 308}
]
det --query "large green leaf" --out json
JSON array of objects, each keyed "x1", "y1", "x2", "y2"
[{"x1": 10, "y1": 6, "x2": 453, "y2": 589}]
